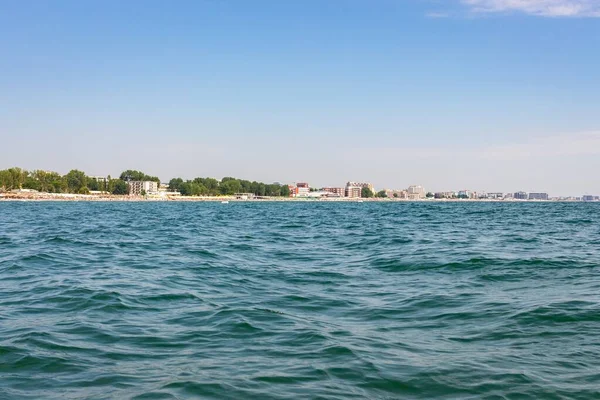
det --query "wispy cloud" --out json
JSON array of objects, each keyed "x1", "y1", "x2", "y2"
[{"x1": 462, "y1": 0, "x2": 600, "y2": 17}]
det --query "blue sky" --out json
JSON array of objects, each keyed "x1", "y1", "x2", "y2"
[{"x1": 1, "y1": 0, "x2": 599, "y2": 195}]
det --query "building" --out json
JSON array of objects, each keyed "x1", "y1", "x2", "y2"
[
  {"x1": 434, "y1": 192, "x2": 454, "y2": 199},
  {"x1": 457, "y1": 190, "x2": 472, "y2": 199},
  {"x1": 582, "y1": 195, "x2": 597, "y2": 202},
  {"x1": 487, "y1": 192, "x2": 504, "y2": 199},
  {"x1": 322, "y1": 187, "x2": 345, "y2": 197},
  {"x1": 528, "y1": 192, "x2": 549, "y2": 200},
  {"x1": 384, "y1": 189, "x2": 408, "y2": 199},
  {"x1": 345, "y1": 185, "x2": 362, "y2": 198},
  {"x1": 290, "y1": 182, "x2": 310, "y2": 197},
  {"x1": 407, "y1": 185, "x2": 426, "y2": 199},
  {"x1": 346, "y1": 182, "x2": 375, "y2": 195},
  {"x1": 514, "y1": 191, "x2": 528, "y2": 200},
  {"x1": 129, "y1": 181, "x2": 159, "y2": 196}
]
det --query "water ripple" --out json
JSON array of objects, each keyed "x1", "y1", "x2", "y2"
[{"x1": 1, "y1": 201, "x2": 599, "y2": 399}]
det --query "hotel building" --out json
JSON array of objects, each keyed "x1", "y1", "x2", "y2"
[
  {"x1": 345, "y1": 185, "x2": 362, "y2": 198},
  {"x1": 128, "y1": 181, "x2": 159, "y2": 196}
]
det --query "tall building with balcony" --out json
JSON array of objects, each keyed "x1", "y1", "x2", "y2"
[{"x1": 128, "y1": 181, "x2": 158, "y2": 196}]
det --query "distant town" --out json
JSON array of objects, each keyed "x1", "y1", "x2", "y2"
[{"x1": 0, "y1": 167, "x2": 598, "y2": 202}]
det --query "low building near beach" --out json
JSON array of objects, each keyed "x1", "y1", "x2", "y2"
[{"x1": 322, "y1": 187, "x2": 345, "y2": 197}]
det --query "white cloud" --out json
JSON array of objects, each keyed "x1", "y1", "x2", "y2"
[{"x1": 462, "y1": 0, "x2": 600, "y2": 17}]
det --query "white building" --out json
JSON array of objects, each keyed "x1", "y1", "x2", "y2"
[
  {"x1": 128, "y1": 181, "x2": 159, "y2": 196},
  {"x1": 407, "y1": 185, "x2": 426, "y2": 199}
]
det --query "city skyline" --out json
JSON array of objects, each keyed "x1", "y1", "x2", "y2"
[{"x1": 1, "y1": 1, "x2": 599, "y2": 196}]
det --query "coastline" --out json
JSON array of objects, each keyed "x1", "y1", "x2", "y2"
[{"x1": 0, "y1": 192, "x2": 584, "y2": 202}]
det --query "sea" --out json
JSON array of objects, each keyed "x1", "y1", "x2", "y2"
[{"x1": 1, "y1": 201, "x2": 599, "y2": 399}]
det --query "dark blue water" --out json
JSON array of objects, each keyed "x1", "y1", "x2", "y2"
[{"x1": 1, "y1": 202, "x2": 599, "y2": 399}]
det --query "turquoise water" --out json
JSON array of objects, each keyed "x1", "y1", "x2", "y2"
[{"x1": 1, "y1": 202, "x2": 599, "y2": 399}]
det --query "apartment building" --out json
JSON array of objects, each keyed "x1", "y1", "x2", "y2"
[{"x1": 128, "y1": 181, "x2": 158, "y2": 196}]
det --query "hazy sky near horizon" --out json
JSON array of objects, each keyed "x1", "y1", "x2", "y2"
[{"x1": 1, "y1": 0, "x2": 599, "y2": 195}]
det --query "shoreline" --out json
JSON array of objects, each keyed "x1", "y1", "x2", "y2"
[{"x1": 0, "y1": 193, "x2": 587, "y2": 203}]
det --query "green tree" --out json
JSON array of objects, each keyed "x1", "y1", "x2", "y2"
[
  {"x1": 280, "y1": 185, "x2": 290, "y2": 197},
  {"x1": 65, "y1": 170, "x2": 88, "y2": 193},
  {"x1": 219, "y1": 179, "x2": 242, "y2": 195},
  {"x1": 203, "y1": 178, "x2": 219, "y2": 195},
  {"x1": 88, "y1": 178, "x2": 100, "y2": 191},
  {"x1": 426, "y1": 192, "x2": 434, "y2": 198},
  {"x1": 168, "y1": 178, "x2": 184, "y2": 191},
  {"x1": 393, "y1": 193, "x2": 399, "y2": 198},
  {"x1": 265, "y1": 184, "x2": 282, "y2": 196},
  {"x1": 239, "y1": 180, "x2": 252, "y2": 193},
  {"x1": 0, "y1": 170, "x2": 10, "y2": 191},
  {"x1": 31, "y1": 170, "x2": 65, "y2": 193},
  {"x1": 111, "y1": 179, "x2": 129, "y2": 195},
  {"x1": 361, "y1": 187, "x2": 374, "y2": 198},
  {"x1": 0, "y1": 167, "x2": 28, "y2": 190},
  {"x1": 376, "y1": 190, "x2": 388, "y2": 198},
  {"x1": 119, "y1": 170, "x2": 160, "y2": 183}
]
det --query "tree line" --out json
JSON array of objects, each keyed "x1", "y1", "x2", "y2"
[
  {"x1": 168, "y1": 177, "x2": 290, "y2": 197},
  {"x1": 0, "y1": 167, "x2": 134, "y2": 195},
  {"x1": 0, "y1": 167, "x2": 292, "y2": 197}
]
